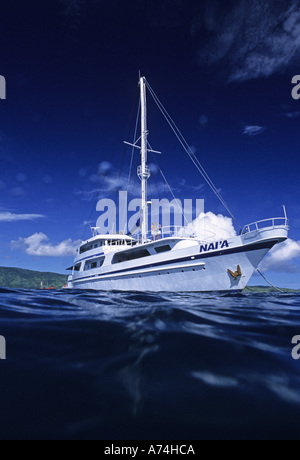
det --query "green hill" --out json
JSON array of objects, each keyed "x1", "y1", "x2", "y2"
[
  {"x1": 0, "y1": 267, "x2": 68, "y2": 290},
  {"x1": 244, "y1": 285, "x2": 299, "y2": 293}
]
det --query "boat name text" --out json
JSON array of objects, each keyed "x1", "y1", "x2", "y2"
[{"x1": 200, "y1": 240, "x2": 229, "y2": 253}]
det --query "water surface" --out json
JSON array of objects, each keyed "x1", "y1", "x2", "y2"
[{"x1": 0, "y1": 288, "x2": 299, "y2": 440}]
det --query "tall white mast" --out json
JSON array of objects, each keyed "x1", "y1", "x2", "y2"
[{"x1": 138, "y1": 76, "x2": 150, "y2": 243}]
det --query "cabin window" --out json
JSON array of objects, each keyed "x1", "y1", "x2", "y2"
[
  {"x1": 80, "y1": 244, "x2": 93, "y2": 254},
  {"x1": 84, "y1": 257, "x2": 105, "y2": 271},
  {"x1": 74, "y1": 263, "x2": 81, "y2": 271},
  {"x1": 109, "y1": 239, "x2": 124, "y2": 246},
  {"x1": 155, "y1": 245, "x2": 171, "y2": 254},
  {"x1": 112, "y1": 248, "x2": 151, "y2": 264},
  {"x1": 80, "y1": 240, "x2": 108, "y2": 253}
]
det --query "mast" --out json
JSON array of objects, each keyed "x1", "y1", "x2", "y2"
[{"x1": 138, "y1": 76, "x2": 150, "y2": 243}]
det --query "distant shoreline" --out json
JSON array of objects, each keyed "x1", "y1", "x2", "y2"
[
  {"x1": 244, "y1": 286, "x2": 300, "y2": 293},
  {"x1": 0, "y1": 266, "x2": 67, "y2": 290}
]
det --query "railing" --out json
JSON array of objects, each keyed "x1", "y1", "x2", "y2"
[
  {"x1": 133, "y1": 226, "x2": 183, "y2": 244},
  {"x1": 133, "y1": 226, "x2": 218, "y2": 244},
  {"x1": 161, "y1": 226, "x2": 187, "y2": 239},
  {"x1": 160, "y1": 226, "x2": 218, "y2": 240},
  {"x1": 241, "y1": 217, "x2": 289, "y2": 235},
  {"x1": 137, "y1": 165, "x2": 150, "y2": 180}
]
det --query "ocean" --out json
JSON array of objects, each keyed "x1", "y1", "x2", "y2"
[{"x1": 0, "y1": 288, "x2": 300, "y2": 440}]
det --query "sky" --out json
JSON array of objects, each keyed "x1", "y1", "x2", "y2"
[{"x1": 0, "y1": 0, "x2": 300, "y2": 288}]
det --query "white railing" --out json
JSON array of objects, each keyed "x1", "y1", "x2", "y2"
[
  {"x1": 241, "y1": 217, "x2": 289, "y2": 235},
  {"x1": 161, "y1": 226, "x2": 186, "y2": 239},
  {"x1": 133, "y1": 226, "x2": 183, "y2": 244},
  {"x1": 133, "y1": 226, "x2": 218, "y2": 244}
]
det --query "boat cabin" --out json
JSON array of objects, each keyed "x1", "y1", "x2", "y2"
[{"x1": 79, "y1": 234, "x2": 136, "y2": 254}]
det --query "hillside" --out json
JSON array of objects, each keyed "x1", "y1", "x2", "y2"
[
  {"x1": 0, "y1": 267, "x2": 68, "y2": 290},
  {"x1": 244, "y1": 286, "x2": 299, "y2": 293}
]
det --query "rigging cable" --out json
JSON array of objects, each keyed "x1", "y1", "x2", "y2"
[
  {"x1": 149, "y1": 150, "x2": 189, "y2": 226},
  {"x1": 145, "y1": 80, "x2": 242, "y2": 230},
  {"x1": 256, "y1": 269, "x2": 284, "y2": 293},
  {"x1": 159, "y1": 169, "x2": 190, "y2": 226},
  {"x1": 149, "y1": 153, "x2": 163, "y2": 201}
]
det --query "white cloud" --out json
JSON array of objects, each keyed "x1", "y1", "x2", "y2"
[
  {"x1": 11, "y1": 233, "x2": 80, "y2": 257},
  {"x1": 98, "y1": 161, "x2": 113, "y2": 175},
  {"x1": 74, "y1": 188, "x2": 102, "y2": 201},
  {"x1": 198, "y1": 1, "x2": 300, "y2": 82},
  {"x1": 243, "y1": 125, "x2": 265, "y2": 136},
  {"x1": 75, "y1": 160, "x2": 184, "y2": 201},
  {"x1": 182, "y1": 212, "x2": 237, "y2": 240},
  {"x1": 0, "y1": 212, "x2": 45, "y2": 222},
  {"x1": 260, "y1": 238, "x2": 300, "y2": 273}
]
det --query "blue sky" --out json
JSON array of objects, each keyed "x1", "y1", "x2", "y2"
[{"x1": 0, "y1": 0, "x2": 300, "y2": 288}]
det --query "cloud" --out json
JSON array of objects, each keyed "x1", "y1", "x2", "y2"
[
  {"x1": 74, "y1": 161, "x2": 179, "y2": 201},
  {"x1": 260, "y1": 238, "x2": 300, "y2": 273},
  {"x1": 74, "y1": 174, "x2": 134, "y2": 202},
  {"x1": 0, "y1": 212, "x2": 45, "y2": 222},
  {"x1": 98, "y1": 161, "x2": 113, "y2": 175},
  {"x1": 198, "y1": 0, "x2": 300, "y2": 82},
  {"x1": 182, "y1": 212, "x2": 237, "y2": 240},
  {"x1": 243, "y1": 125, "x2": 266, "y2": 136},
  {"x1": 11, "y1": 233, "x2": 80, "y2": 257},
  {"x1": 74, "y1": 188, "x2": 102, "y2": 201}
]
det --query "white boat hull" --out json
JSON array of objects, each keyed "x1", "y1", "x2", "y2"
[{"x1": 66, "y1": 226, "x2": 288, "y2": 292}]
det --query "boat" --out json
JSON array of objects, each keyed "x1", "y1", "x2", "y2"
[
  {"x1": 40, "y1": 282, "x2": 55, "y2": 291},
  {"x1": 66, "y1": 77, "x2": 289, "y2": 292}
]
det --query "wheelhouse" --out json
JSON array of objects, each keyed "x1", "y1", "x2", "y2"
[{"x1": 79, "y1": 235, "x2": 136, "y2": 254}]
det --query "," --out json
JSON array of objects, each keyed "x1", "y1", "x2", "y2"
[{"x1": 65, "y1": 76, "x2": 289, "y2": 292}]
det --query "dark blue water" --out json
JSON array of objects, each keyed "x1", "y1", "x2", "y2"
[{"x1": 0, "y1": 288, "x2": 300, "y2": 440}]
